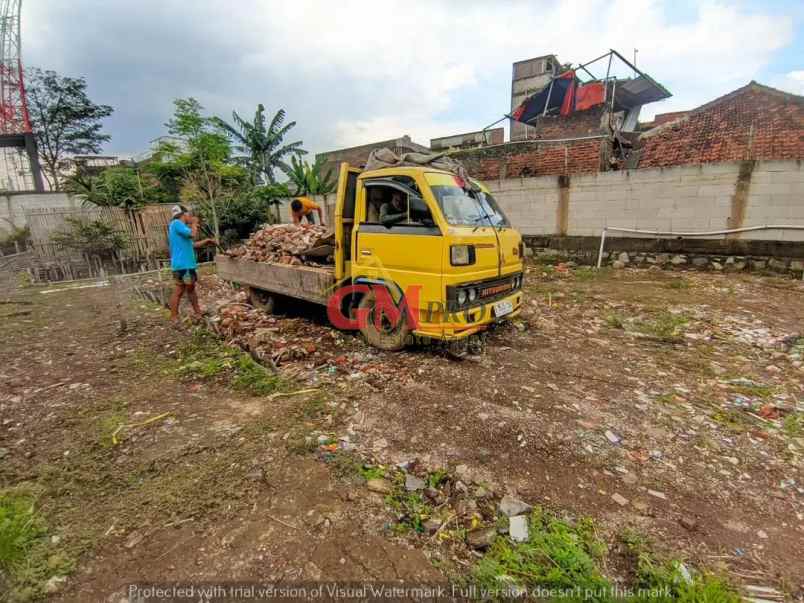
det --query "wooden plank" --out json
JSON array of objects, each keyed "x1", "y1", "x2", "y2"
[{"x1": 216, "y1": 255, "x2": 335, "y2": 305}]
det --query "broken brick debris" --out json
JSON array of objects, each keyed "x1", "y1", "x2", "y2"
[{"x1": 225, "y1": 223, "x2": 334, "y2": 266}]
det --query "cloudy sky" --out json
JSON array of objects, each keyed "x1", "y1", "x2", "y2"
[{"x1": 22, "y1": 0, "x2": 803, "y2": 158}]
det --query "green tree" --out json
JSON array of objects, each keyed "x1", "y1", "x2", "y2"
[
  {"x1": 66, "y1": 162, "x2": 174, "y2": 208},
  {"x1": 213, "y1": 104, "x2": 306, "y2": 185},
  {"x1": 25, "y1": 68, "x2": 114, "y2": 190},
  {"x1": 151, "y1": 98, "x2": 248, "y2": 240},
  {"x1": 66, "y1": 166, "x2": 143, "y2": 208},
  {"x1": 50, "y1": 217, "x2": 127, "y2": 260},
  {"x1": 284, "y1": 155, "x2": 336, "y2": 196}
]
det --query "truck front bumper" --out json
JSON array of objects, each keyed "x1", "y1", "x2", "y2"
[{"x1": 411, "y1": 289, "x2": 523, "y2": 341}]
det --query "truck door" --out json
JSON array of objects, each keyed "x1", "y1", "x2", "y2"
[
  {"x1": 353, "y1": 176, "x2": 443, "y2": 316},
  {"x1": 334, "y1": 163, "x2": 362, "y2": 281}
]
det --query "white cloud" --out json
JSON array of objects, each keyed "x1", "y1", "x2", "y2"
[
  {"x1": 770, "y1": 70, "x2": 804, "y2": 95},
  {"x1": 21, "y1": 0, "x2": 796, "y2": 154}
]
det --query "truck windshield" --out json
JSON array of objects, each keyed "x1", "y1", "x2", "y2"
[{"x1": 429, "y1": 185, "x2": 510, "y2": 228}]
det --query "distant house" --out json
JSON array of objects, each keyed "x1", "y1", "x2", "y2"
[
  {"x1": 58, "y1": 155, "x2": 121, "y2": 178},
  {"x1": 633, "y1": 82, "x2": 804, "y2": 168}
]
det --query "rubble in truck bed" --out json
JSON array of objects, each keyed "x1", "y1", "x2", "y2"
[{"x1": 224, "y1": 223, "x2": 334, "y2": 266}]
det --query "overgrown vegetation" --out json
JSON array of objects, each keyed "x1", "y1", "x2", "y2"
[
  {"x1": 471, "y1": 508, "x2": 739, "y2": 602},
  {"x1": 50, "y1": 217, "x2": 127, "y2": 259},
  {"x1": 0, "y1": 487, "x2": 73, "y2": 602},
  {"x1": 172, "y1": 328, "x2": 283, "y2": 395},
  {"x1": 0, "y1": 224, "x2": 30, "y2": 254},
  {"x1": 620, "y1": 529, "x2": 740, "y2": 602},
  {"x1": 473, "y1": 508, "x2": 609, "y2": 598}
]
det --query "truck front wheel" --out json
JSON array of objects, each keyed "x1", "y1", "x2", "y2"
[{"x1": 357, "y1": 290, "x2": 410, "y2": 351}]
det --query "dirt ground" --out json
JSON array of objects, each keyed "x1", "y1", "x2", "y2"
[{"x1": 1, "y1": 264, "x2": 802, "y2": 601}]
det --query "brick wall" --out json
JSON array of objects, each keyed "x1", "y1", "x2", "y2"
[
  {"x1": 637, "y1": 83, "x2": 804, "y2": 168},
  {"x1": 526, "y1": 105, "x2": 607, "y2": 139},
  {"x1": 452, "y1": 138, "x2": 604, "y2": 180}
]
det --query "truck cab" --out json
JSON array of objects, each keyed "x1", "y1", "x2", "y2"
[{"x1": 334, "y1": 163, "x2": 524, "y2": 350}]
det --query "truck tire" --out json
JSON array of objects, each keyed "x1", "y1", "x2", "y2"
[
  {"x1": 247, "y1": 286, "x2": 276, "y2": 314},
  {"x1": 357, "y1": 290, "x2": 410, "y2": 351}
]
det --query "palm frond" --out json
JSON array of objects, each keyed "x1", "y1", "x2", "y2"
[{"x1": 267, "y1": 108, "x2": 286, "y2": 136}]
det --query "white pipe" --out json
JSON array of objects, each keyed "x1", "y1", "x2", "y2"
[
  {"x1": 605, "y1": 224, "x2": 804, "y2": 237},
  {"x1": 596, "y1": 224, "x2": 804, "y2": 271},
  {"x1": 596, "y1": 228, "x2": 607, "y2": 269}
]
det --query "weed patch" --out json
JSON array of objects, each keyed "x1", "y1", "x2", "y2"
[
  {"x1": 385, "y1": 484, "x2": 433, "y2": 534},
  {"x1": 782, "y1": 412, "x2": 803, "y2": 437},
  {"x1": 472, "y1": 507, "x2": 609, "y2": 597},
  {"x1": 634, "y1": 311, "x2": 689, "y2": 342},
  {"x1": 0, "y1": 486, "x2": 73, "y2": 602},
  {"x1": 666, "y1": 278, "x2": 690, "y2": 290},
  {"x1": 621, "y1": 530, "x2": 740, "y2": 602},
  {"x1": 605, "y1": 313, "x2": 626, "y2": 329},
  {"x1": 469, "y1": 510, "x2": 739, "y2": 602},
  {"x1": 172, "y1": 329, "x2": 285, "y2": 396}
]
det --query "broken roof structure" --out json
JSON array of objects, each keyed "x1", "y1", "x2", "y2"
[{"x1": 508, "y1": 49, "x2": 671, "y2": 132}]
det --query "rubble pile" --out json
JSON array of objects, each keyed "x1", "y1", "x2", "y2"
[
  {"x1": 225, "y1": 224, "x2": 333, "y2": 265},
  {"x1": 198, "y1": 276, "x2": 412, "y2": 386}
]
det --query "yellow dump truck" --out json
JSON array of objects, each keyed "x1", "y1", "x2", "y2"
[{"x1": 216, "y1": 163, "x2": 525, "y2": 351}]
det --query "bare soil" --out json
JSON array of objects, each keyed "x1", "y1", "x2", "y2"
[{"x1": 1, "y1": 265, "x2": 802, "y2": 600}]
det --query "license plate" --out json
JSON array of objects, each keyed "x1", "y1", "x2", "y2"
[{"x1": 493, "y1": 300, "x2": 514, "y2": 317}]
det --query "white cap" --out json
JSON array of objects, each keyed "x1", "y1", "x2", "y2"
[{"x1": 171, "y1": 205, "x2": 184, "y2": 217}]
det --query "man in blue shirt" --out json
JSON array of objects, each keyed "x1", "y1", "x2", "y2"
[{"x1": 168, "y1": 205, "x2": 216, "y2": 323}]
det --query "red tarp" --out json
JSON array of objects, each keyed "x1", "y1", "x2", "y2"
[
  {"x1": 560, "y1": 71, "x2": 576, "y2": 117},
  {"x1": 575, "y1": 82, "x2": 605, "y2": 111}
]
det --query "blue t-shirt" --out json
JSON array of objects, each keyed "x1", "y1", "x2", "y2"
[{"x1": 168, "y1": 219, "x2": 197, "y2": 270}]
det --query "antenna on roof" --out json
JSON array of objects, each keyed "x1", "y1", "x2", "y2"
[{"x1": 633, "y1": 49, "x2": 638, "y2": 74}]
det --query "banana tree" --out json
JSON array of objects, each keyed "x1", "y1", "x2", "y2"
[
  {"x1": 284, "y1": 155, "x2": 336, "y2": 196},
  {"x1": 214, "y1": 104, "x2": 307, "y2": 185}
]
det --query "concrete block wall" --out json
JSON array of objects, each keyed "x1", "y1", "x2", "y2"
[
  {"x1": 487, "y1": 160, "x2": 804, "y2": 242},
  {"x1": 744, "y1": 160, "x2": 804, "y2": 240},
  {"x1": 0, "y1": 193, "x2": 74, "y2": 235},
  {"x1": 486, "y1": 177, "x2": 559, "y2": 235},
  {"x1": 272, "y1": 160, "x2": 803, "y2": 247}
]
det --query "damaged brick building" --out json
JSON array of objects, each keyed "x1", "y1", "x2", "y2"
[
  {"x1": 632, "y1": 82, "x2": 804, "y2": 168},
  {"x1": 451, "y1": 53, "x2": 804, "y2": 180}
]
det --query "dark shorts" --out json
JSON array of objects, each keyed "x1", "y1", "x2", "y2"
[
  {"x1": 302, "y1": 212, "x2": 316, "y2": 224},
  {"x1": 173, "y1": 268, "x2": 198, "y2": 284}
]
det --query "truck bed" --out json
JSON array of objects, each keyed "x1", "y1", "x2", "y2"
[{"x1": 216, "y1": 255, "x2": 335, "y2": 306}]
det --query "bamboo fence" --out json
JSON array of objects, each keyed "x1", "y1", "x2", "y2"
[{"x1": 24, "y1": 205, "x2": 174, "y2": 281}]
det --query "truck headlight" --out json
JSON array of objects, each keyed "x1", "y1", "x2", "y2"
[
  {"x1": 468, "y1": 288, "x2": 477, "y2": 302},
  {"x1": 457, "y1": 289, "x2": 468, "y2": 305},
  {"x1": 450, "y1": 245, "x2": 475, "y2": 266}
]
